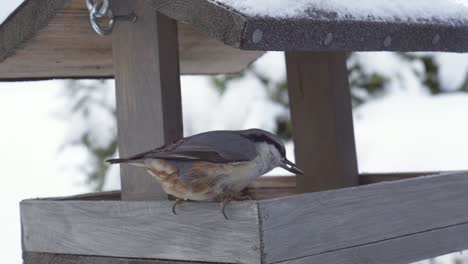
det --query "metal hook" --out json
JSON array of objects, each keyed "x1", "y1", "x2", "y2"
[
  {"x1": 87, "y1": 0, "x2": 137, "y2": 36},
  {"x1": 90, "y1": 2, "x2": 114, "y2": 36},
  {"x1": 86, "y1": 0, "x2": 109, "y2": 17}
]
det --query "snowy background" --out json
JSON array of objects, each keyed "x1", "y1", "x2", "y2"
[{"x1": 2, "y1": 1, "x2": 468, "y2": 264}]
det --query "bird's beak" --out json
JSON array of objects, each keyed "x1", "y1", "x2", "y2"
[{"x1": 280, "y1": 158, "x2": 304, "y2": 175}]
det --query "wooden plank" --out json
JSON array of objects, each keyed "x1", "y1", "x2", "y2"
[
  {"x1": 21, "y1": 199, "x2": 261, "y2": 263},
  {"x1": 359, "y1": 171, "x2": 444, "y2": 185},
  {"x1": 36, "y1": 172, "x2": 448, "y2": 202},
  {"x1": 246, "y1": 176, "x2": 296, "y2": 200},
  {"x1": 24, "y1": 252, "x2": 217, "y2": 264},
  {"x1": 258, "y1": 172, "x2": 468, "y2": 264},
  {"x1": 145, "y1": 0, "x2": 247, "y2": 47},
  {"x1": 49, "y1": 190, "x2": 121, "y2": 201},
  {"x1": 146, "y1": 0, "x2": 468, "y2": 52},
  {"x1": 40, "y1": 172, "x2": 447, "y2": 202},
  {"x1": 249, "y1": 176, "x2": 295, "y2": 188},
  {"x1": 0, "y1": 0, "x2": 263, "y2": 80},
  {"x1": 274, "y1": 222, "x2": 468, "y2": 264},
  {"x1": 112, "y1": 0, "x2": 183, "y2": 201},
  {"x1": 0, "y1": 0, "x2": 69, "y2": 61},
  {"x1": 286, "y1": 52, "x2": 358, "y2": 192}
]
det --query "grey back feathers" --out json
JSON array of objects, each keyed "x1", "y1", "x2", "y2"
[{"x1": 108, "y1": 130, "x2": 274, "y2": 164}]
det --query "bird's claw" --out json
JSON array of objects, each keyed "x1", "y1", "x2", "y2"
[
  {"x1": 220, "y1": 192, "x2": 244, "y2": 220},
  {"x1": 220, "y1": 201, "x2": 229, "y2": 220},
  {"x1": 172, "y1": 198, "x2": 185, "y2": 215}
]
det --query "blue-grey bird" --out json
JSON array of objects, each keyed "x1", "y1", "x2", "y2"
[{"x1": 107, "y1": 129, "x2": 303, "y2": 218}]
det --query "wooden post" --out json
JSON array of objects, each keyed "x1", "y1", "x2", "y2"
[
  {"x1": 112, "y1": 0, "x2": 183, "y2": 200},
  {"x1": 286, "y1": 52, "x2": 358, "y2": 193}
]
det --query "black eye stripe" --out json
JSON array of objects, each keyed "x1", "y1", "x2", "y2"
[{"x1": 244, "y1": 134, "x2": 285, "y2": 156}]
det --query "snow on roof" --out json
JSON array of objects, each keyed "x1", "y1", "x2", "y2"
[{"x1": 215, "y1": 0, "x2": 468, "y2": 23}]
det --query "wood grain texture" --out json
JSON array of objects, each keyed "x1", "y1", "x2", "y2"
[
  {"x1": 49, "y1": 190, "x2": 121, "y2": 201},
  {"x1": 286, "y1": 52, "x2": 358, "y2": 192},
  {"x1": 0, "y1": 0, "x2": 69, "y2": 61},
  {"x1": 0, "y1": 0, "x2": 262, "y2": 80},
  {"x1": 359, "y1": 171, "x2": 445, "y2": 185},
  {"x1": 112, "y1": 0, "x2": 183, "y2": 201},
  {"x1": 258, "y1": 172, "x2": 468, "y2": 264},
  {"x1": 145, "y1": 0, "x2": 246, "y2": 47},
  {"x1": 41, "y1": 172, "x2": 446, "y2": 202},
  {"x1": 21, "y1": 199, "x2": 261, "y2": 263},
  {"x1": 275, "y1": 222, "x2": 468, "y2": 264},
  {"x1": 24, "y1": 252, "x2": 218, "y2": 264}
]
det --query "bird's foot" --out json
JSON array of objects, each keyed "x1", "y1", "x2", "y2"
[
  {"x1": 220, "y1": 198, "x2": 230, "y2": 220},
  {"x1": 219, "y1": 192, "x2": 250, "y2": 220},
  {"x1": 172, "y1": 198, "x2": 188, "y2": 215},
  {"x1": 237, "y1": 190, "x2": 253, "y2": 201}
]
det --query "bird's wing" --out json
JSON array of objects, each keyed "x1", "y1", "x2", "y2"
[{"x1": 124, "y1": 131, "x2": 258, "y2": 163}]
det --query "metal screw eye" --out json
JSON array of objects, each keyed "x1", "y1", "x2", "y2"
[
  {"x1": 89, "y1": 1, "x2": 114, "y2": 36},
  {"x1": 86, "y1": 0, "x2": 109, "y2": 17}
]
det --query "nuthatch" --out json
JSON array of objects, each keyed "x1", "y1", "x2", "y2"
[{"x1": 107, "y1": 129, "x2": 303, "y2": 219}]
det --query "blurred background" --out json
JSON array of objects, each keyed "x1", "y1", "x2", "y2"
[{"x1": 2, "y1": 2, "x2": 468, "y2": 264}]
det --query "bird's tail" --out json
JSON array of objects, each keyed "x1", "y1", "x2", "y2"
[
  {"x1": 107, "y1": 158, "x2": 145, "y2": 168},
  {"x1": 106, "y1": 158, "x2": 131, "y2": 164}
]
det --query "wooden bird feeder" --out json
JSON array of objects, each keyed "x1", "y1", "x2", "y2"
[{"x1": 3, "y1": 0, "x2": 468, "y2": 263}]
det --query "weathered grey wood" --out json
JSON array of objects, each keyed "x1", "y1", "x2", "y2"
[
  {"x1": 0, "y1": 0, "x2": 69, "y2": 61},
  {"x1": 21, "y1": 172, "x2": 468, "y2": 263},
  {"x1": 24, "y1": 252, "x2": 217, "y2": 264},
  {"x1": 359, "y1": 171, "x2": 448, "y2": 185},
  {"x1": 21, "y1": 199, "x2": 261, "y2": 263},
  {"x1": 146, "y1": 0, "x2": 468, "y2": 52},
  {"x1": 145, "y1": 0, "x2": 247, "y2": 47},
  {"x1": 286, "y1": 52, "x2": 358, "y2": 192},
  {"x1": 112, "y1": 0, "x2": 183, "y2": 200},
  {"x1": 258, "y1": 172, "x2": 468, "y2": 263},
  {"x1": 49, "y1": 190, "x2": 121, "y2": 201},
  {"x1": 0, "y1": 0, "x2": 263, "y2": 80},
  {"x1": 275, "y1": 222, "x2": 468, "y2": 264}
]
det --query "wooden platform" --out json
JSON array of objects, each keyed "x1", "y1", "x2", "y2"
[{"x1": 21, "y1": 172, "x2": 468, "y2": 264}]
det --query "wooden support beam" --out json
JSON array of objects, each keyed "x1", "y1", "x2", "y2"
[
  {"x1": 286, "y1": 52, "x2": 358, "y2": 193},
  {"x1": 112, "y1": 0, "x2": 183, "y2": 200}
]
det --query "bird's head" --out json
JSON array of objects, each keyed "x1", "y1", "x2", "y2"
[{"x1": 240, "y1": 129, "x2": 304, "y2": 175}]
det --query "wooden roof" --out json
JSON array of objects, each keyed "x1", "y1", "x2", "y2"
[
  {"x1": 0, "y1": 0, "x2": 263, "y2": 80},
  {"x1": 2, "y1": 0, "x2": 468, "y2": 80},
  {"x1": 148, "y1": 0, "x2": 468, "y2": 52}
]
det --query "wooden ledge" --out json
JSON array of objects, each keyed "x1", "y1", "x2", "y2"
[{"x1": 21, "y1": 172, "x2": 468, "y2": 264}]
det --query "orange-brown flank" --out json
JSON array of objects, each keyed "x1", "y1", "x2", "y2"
[{"x1": 144, "y1": 159, "x2": 237, "y2": 201}]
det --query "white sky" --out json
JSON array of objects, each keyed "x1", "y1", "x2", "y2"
[
  {"x1": 2, "y1": 1, "x2": 468, "y2": 264},
  {"x1": 0, "y1": 0, "x2": 23, "y2": 25}
]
